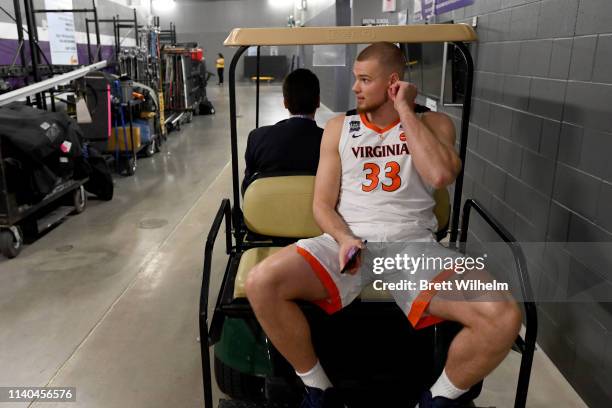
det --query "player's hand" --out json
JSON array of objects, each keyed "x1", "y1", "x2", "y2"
[
  {"x1": 388, "y1": 81, "x2": 417, "y2": 114},
  {"x1": 338, "y1": 237, "x2": 366, "y2": 275}
]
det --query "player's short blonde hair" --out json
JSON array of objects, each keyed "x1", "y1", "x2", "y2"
[{"x1": 356, "y1": 42, "x2": 406, "y2": 80}]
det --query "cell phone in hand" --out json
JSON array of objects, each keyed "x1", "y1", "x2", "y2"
[{"x1": 340, "y1": 240, "x2": 367, "y2": 274}]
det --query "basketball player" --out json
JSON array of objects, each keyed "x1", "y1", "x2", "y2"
[{"x1": 245, "y1": 43, "x2": 521, "y2": 408}]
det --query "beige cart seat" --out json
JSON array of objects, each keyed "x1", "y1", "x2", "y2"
[{"x1": 233, "y1": 175, "x2": 450, "y2": 300}]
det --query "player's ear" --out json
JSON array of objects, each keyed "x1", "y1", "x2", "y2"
[{"x1": 389, "y1": 72, "x2": 400, "y2": 85}]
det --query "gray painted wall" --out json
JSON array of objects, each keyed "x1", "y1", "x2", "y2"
[
  {"x1": 351, "y1": 0, "x2": 399, "y2": 26},
  {"x1": 161, "y1": 0, "x2": 351, "y2": 110},
  {"x1": 390, "y1": 0, "x2": 612, "y2": 406},
  {"x1": 300, "y1": 0, "x2": 352, "y2": 112},
  {"x1": 163, "y1": 0, "x2": 294, "y2": 80}
]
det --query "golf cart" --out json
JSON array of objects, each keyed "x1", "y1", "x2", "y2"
[{"x1": 200, "y1": 24, "x2": 537, "y2": 408}]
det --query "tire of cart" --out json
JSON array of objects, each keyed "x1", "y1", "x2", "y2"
[
  {"x1": 214, "y1": 355, "x2": 265, "y2": 401},
  {"x1": 0, "y1": 226, "x2": 24, "y2": 259},
  {"x1": 71, "y1": 185, "x2": 88, "y2": 214}
]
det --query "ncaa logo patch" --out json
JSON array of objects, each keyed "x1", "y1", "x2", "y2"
[
  {"x1": 349, "y1": 121, "x2": 361, "y2": 133},
  {"x1": 399, "y1": 132, "x2": 407, "y2": 142}
]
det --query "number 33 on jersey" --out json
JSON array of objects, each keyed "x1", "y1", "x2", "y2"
[
  {"x1": 335, "y1": 109, "x2": 438, "y2": 239},
  {"x1": 339, "y1": 110, "x2": 424, "y2": 195},
  {"x1": 362, "y1": 161, "x2": 401, "y2": 192}
]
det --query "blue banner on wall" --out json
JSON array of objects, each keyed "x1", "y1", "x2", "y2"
[{"x1": 415, "y1": 0, "x2": 474, "y2": 21}]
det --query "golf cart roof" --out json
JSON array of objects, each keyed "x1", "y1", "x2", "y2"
[{"x1": 224, "y1": 24, "x2": 477, "y2": 46}]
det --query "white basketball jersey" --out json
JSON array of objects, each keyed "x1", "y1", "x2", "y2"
[{"x1": 336, "y1": 110, "x2": 437, "y2": 242}]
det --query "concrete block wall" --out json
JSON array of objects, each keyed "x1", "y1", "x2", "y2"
[{"x1": 395, "y1": 0, "x2": 612, "y2": 405}]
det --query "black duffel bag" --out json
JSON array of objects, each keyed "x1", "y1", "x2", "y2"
[
  {"x1": 0, "y1": 103, "x2": 84, "y2": 204},
  {"x1": 78, "y1": 145, "x2": 113, "y2": 201}
]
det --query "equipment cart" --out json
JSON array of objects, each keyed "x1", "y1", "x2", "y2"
[
  {"x1": 0, "y1": 63, "x2": 108, "y2": 259},
  {"x1": 0, "y1": 155, "x2": 87, "y2": 259}
]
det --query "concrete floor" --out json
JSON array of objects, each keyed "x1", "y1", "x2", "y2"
[{"x1": 0, "y1": 84, "x2": 587, "y2": 408}]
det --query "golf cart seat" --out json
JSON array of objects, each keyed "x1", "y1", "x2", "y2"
[{"x1": 232, "y1": 174, "x2": 451, "y2": 300}]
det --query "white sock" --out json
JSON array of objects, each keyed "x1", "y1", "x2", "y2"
[
  {"x1": 296, "y1": 360, "x2": 332, "y2": 390},
  {"x1": 430, "y1": 369, "x2": 469, "y2": 400}
]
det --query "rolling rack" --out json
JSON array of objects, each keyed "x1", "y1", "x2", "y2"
[
  {"x1": 0, "y1": 0, "x2": 32, "y2": 96},
  {"x1": 0, "y1": 0, "x2": 103, "y2": 109},
  {"x1": 158, "y1": 21, "x2": 177, "y2": 46},
  {"x1": 85, "y1": 10, "x2": 166, "y2": 176},
  {"x1": 0, "y1": 1, "x2": 108, "y2": 258},
  {"x1": 161, "y1": 44, "x2": 198, "y2": 131},
  {"x1": 85, "y1": 9, "x2": 139, "y2": 67},
  {"x1": 89, "y1": 12, "x2": 139, "y2": 176},
  {"x1": 157, "y1": 21, "x2": 188, "y2": 131},
  {"x1": 16, "y1": 0, "x2": 101, "y2": 109},
  {"x1": 137, "y1": 20, "x2": 167, "y2": 147},
  {"x1": 138, "y1": 19, "x2": 163, "y2": 91},
  {"x1": 0, "y1": 63, "x2": 107, "y2": 258}
]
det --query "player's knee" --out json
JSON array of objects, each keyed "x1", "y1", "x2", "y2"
[
  {"x1": 246, "y1": 261, "x2": 294, "y2": 304},
  {"x1": 245, "y1": 263, "x2": 275, "y2": 304},
  {"x1": 476, "y1": 301, "x2": 522, "y2": 344}
]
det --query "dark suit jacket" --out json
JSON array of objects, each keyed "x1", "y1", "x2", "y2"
[{"x1": 243, "y1": 117, "x2": 323, "y2": 192}]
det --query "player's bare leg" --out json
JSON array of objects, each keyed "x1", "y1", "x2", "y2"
[
  {"x1": 420, "y1": 269, "x2": 521, "y2": 405},
  {"x1": 245, "y1": 244, "x2": 328, "y2": 373}
]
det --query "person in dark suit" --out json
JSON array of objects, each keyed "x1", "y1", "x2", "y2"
[{"x1": 243, "y1": 69, "x2": 323, "y2": 192}]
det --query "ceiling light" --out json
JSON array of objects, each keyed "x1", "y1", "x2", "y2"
[
  {"x1": 268, "y1": 0, "x2": 293, "y2": 8},
  {"x1": 152, "y1": 0, "x2": 175, "y2": 12}
]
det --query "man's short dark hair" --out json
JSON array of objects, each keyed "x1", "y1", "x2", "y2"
[
  {"x1": 357, "y1": 42, "x2": 407, "y2": 80},
  {"x1": 282, "y1": 68, "x2": 320, "y2": 115}
]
